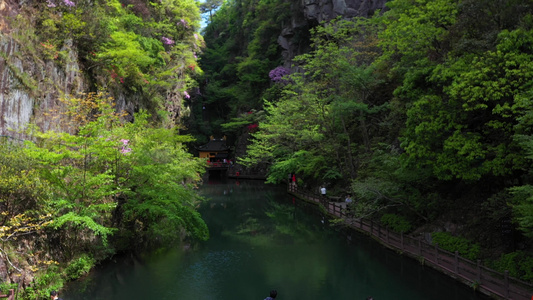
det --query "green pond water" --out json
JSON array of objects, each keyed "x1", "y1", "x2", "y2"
[{"x1": 63, "y1": 178, "x2": 490, "y2": 300}]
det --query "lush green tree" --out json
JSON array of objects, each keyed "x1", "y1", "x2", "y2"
[
  {"x1": 401, "y1": 29, "x2": 533, "y2": 181},
  {"x1": 243, "y1": 18, "x2": 387, "y2": 187},
  {"x1": 8, "y1": 93, "x2": 208, "y2": 288},
  {"x1": 192, "y1": 0, "x2": 291, "y2": 140},
  {"x1": 118, "y1": 112, "x2": 209, "y2": 247}
]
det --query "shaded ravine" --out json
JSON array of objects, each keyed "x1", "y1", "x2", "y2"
[{"x1": 62, "y1": 179, "x2": 490, "y2": 300}]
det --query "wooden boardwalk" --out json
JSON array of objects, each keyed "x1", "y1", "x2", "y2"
[{"x1": 288, "y1": 184, "x2": 533, "y2": 300}]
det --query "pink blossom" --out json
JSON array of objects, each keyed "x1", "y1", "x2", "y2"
[
  {"x1": 120, "y1": 139, "x2": 129, "y2": 145},
  {"x1": 120, "y1": 147, "x2": 132, "y2": 154},
  {"x1": 178, "y1": 19, "x2": 189, "y2": 28},
  {"x1": 47, "y1": 0, "x2": 57, "y2": 7},
  {"x1": 161, "y1": 37, "x2": 175, "y2": 45},
  {"x1": 63, "y1": 0, "x2": 75, "y2": 6},
  {"x1": 184, "y1": 91, "x2": 190, "y2": 99}
]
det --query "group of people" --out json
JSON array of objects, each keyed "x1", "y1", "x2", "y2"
[{"x1": 288, "y1": 173, "x2": 297, "y2": 189}]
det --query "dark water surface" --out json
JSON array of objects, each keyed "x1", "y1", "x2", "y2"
[{"x1": 63, "y1": 179, "x2": 490, "y2": 300}]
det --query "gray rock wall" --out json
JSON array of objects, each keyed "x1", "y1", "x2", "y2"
[
  {"x1": 279, "y1": 0, "x2": 388, "y2": 67},
  {"x1": 0, "y1": 34, "x2": 88, "y2": 138}
]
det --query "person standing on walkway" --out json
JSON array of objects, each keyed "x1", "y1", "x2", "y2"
[
  {"x1": 50, "y1": 290, "x2": 64, "y2": 300},
  {"x1": 320, "y1": 186, "x2": 326, "y2": 196},
  {"x1": 292, "y1": 174, "x2": 296, "y2": 188},
  {"x1": 345, "y1": 194, "x2": 352, "y2": 204},
  {"x1": 264, "y1": 290, "x2": 277, "y2": 300}
]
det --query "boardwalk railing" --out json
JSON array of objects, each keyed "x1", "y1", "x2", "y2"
[
  {"x1": 0, "y1": 289, "x2": 14, "y2": 300},
  {"x1": 288, "y1": 184, "x2": 533, "y2": 300}
]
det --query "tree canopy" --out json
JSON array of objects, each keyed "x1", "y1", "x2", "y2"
[{"x1": 199, "y1": 0, "x2": 533, "y2": 281}]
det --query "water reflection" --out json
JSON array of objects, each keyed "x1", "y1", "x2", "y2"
[{"x1": 63, "y1": 179, "x2": 489, "y2": 300}]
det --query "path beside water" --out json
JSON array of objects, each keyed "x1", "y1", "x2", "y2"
[
  {"x1": 287, "y1": 184, "x2": 533, "y2": 300},
  {"x1": 63, "y1": 179, "x2": 493, "y2": 300}
]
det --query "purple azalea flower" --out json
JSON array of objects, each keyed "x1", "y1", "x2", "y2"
[
  {"x1": 161, "y1": 37, "x2": 175, "y2": 45},
  {"x1": 178, "y1": 19, "x2": 189, "y2": 28},
  {"x1": 47, "y1": 0, "x2": 57, "y2": 7},
  {"x1": 63, "y1": 0, "x2": 75, "y2": 6},
  {"x1": 269, "y1": 66, "x2": 291, "y2": 83},
  {"x1": 184, "y1": 91, "x2": 190, "y2": 99}
]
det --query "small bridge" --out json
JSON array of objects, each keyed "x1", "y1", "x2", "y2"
[{"x1": 207, "y1": 161, "x2": 230, "y2": 171}]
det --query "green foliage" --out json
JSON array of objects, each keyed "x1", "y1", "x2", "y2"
[
  {"x1": 195, "y1": 0, "x2": 291, "y2": 138},
  {"x1": 242, "y1": 17, "x2": 390, "y2": 187},
  {"x1": 118, "y1": 111, "x2": 209, "y2": 246},
  {"x1": 490, "y1": 251, "x2": 533, "y2": 281},
  {"x1": 378, "y1": 0, "x2": 458, "y2": 70},
  {"x1": 400, "y1": 28, "x2": 533, "y2": 181},
  {"x1": 0, "y1": 90, "x2": 211, "y2": 296},
  {"x1": 15, "y1": 0, "x2": 203, "y2": 124},
  {"x1": 28, "y1": 265, "x2": 63, "y2": 300},
  {"x1": 64, "y1": 254, "x2": 95, "y2": 280},
  {"x1": 431, "y1": 232, "x2": 480, "y2": 261},
  {"x1": 381, "y1": 213, "x2": 412, "y2": 233},
  {"x1": 509, "y1": 184, "x2": 533, "y2": 238},
  {"x1": 51, "y1": 213, "x2": 116, "y2": 246},
  {"x1": 11, "y1": 93, "x2": 207, "y2": 269},
  {"x1": 7, "y1": 0, "x2": 533, "y2": 293},
  {"x1": 221, "y1": 109, "x2": 265, "y2": 133},
  {"x1": 0, "y1": 139, "x2": 48, "y2": 213}
]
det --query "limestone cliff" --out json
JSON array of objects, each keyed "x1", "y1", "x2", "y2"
[
  {"x1": 0, "y1": 0, "x2": 192, "y2": 139},
  {"x1": 279, "y1": 0, "x2": 388, "y2": 67},
  {"x1": 0, "y1": 34, "x2": 87, "y2": 138}
]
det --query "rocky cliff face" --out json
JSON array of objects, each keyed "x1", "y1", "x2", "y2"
[
  {"x1": 278, "y1": 0, "x2": 388, "y2": 67},
  {"x1": 0, "y1": 1, "x2": 138, "y2": 139},
  {"x1": 0, "y1": 33, "x2": 88, "y2": 138}
]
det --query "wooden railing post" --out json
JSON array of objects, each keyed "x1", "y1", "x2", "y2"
[
  {"x1": 435, "y1": 243, "x2": 439, "y2": 265},
  {"x1": 454, "y1": 251, "x2": 458, "y2": 274},
  {"x1": 400, "y1": 232, "x2": 404, "y2": 251},
  {"x1": 476, "y1": 260, "x2": 481, "y2": 283},
  {"x1": 370, "y1": 220, "x2": 374, "y2": 236},
  {"x1": 418, "y1": 238, "x2": 421, "y2": 256},
  {"x1": 504, "y1": 270, "x2": 509, "y2": 299}
]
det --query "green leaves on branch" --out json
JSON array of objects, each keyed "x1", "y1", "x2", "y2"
[
  {"x1": 16, "y1": 93, "x2": 207, "y2": 256},
  {"x1": 120, "y1": 121, "x2": 208, "y2": 244},
  {"x1": 401, "y1": 28, "x2": 533, "y2": 181},
  {"x1": 51, "y1": 212, "x2": 116, "y2": 246},
  {"x1": 244, "y1": 17, "x2": 386, "y2": 185}
]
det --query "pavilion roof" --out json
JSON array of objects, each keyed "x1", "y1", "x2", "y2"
[{"x1": 197, "y1": 137, "x2": 230, "y2": 152}]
